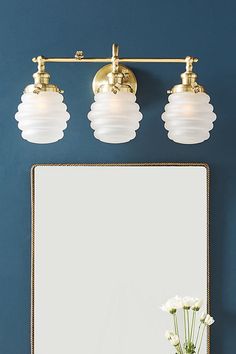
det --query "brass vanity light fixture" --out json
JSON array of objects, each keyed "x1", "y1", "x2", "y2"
[{"x1": 15, "y1": 44, "x2": 216, "y2": 144}]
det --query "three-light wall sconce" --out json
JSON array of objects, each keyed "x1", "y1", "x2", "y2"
[{"x1": 15, "y1": 44, "x2": 216, "y2": 145}]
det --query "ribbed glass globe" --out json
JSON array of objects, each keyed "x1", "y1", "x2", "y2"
[
  {"x1": 162, "y1": 92, "x2": 216, "y2": 144},
  {"x1": 87, "y1": 92, "x2": 143, "y2": 143},
  {"x1": 15, "y1": 91, "x2": 70, "y2": 144}
]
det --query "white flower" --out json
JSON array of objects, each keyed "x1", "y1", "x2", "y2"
[
  {"x1": 182, "y1": 296, "x2": 195, "y2": 309},
  {"x1": 173, "y1": 295, "x2": 182, "y2": 308},
  {"x1": 165, "y1": 331, "x2": 180, "y2": 347},
  {"x1": 161, "y1": 295, "x2": 182, "y2": 313},
  {"x1": 165, "y1": 330, "x2": 174, "y2": 340},
  {"x1": 200, "y1": 312, "x2": 207, "y2": 322},
  {"x1": 192, "y1": 298, "x2": 203, "y2": 311},
  {"x1": 160, "y1": 302, "x2": 176, "y2": 313},
  {"x1": 169, "y1": 334, "x2": 180, "y2": 346},
  {"x1": 204, "y1": 314, "x2": 215, "y2": 326}
]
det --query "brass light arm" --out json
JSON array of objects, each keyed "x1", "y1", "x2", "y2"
[
  {"x1": 32, "y1": 42, "x2": 198, "y2": 67},
  {"x1": 33, "y1": 57, "x2": 112, "y2": 63},
  {"x1": 120, "y1": 57, "x2": 198, "y2": 63},
  {"x1": 32, "y1": 56, "x2": 198, "y2": 64},
  {"x1": 30, "y1": 44, "x2": 200, "y2": 95}
]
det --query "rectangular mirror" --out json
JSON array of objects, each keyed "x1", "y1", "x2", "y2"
[{"x1": 31, "y1": 164, "x2": 209, "y2": 354}]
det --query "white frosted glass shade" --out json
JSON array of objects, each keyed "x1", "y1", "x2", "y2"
[
  {"x1": 15, "y1": 92, "x2": 70, "y2": 144},
  {"x1": 87, "y1": 92, "x2": 143, "y2": 143},
  {"x1": 162, "y1": 92, "x2": 216, "y2": 144}
]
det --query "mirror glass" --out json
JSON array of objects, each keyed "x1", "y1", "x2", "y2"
[{"x1": 32, "y1": 164, "x2": 209, "y2": 354}]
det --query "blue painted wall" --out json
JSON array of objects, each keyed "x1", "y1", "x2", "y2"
[{"x1": 0, "y1": 0, "x2": 234, "y2": 352}]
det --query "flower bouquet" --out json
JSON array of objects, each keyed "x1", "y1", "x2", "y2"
[{"x1": 161, "y1": 296, "x2": 214, "y2": 354}]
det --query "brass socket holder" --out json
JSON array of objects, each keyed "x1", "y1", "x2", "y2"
[
  {"x1": 92, "y1": 44, "x2": 137, "y2": 95},
  {"x1": 92, "y1": 63, "x2": 137, "y2": 95},
  {"x1": 170, "y1": 56, "x2": 205, "y2": 94},
  {"x1": 24, "y1": 56, "x2": 62, "y2": 94}
]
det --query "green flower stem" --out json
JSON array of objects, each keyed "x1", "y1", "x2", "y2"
[
  {"x1": 177, "y1": 344, "x2": 182, "y2": 354},
  {"x1": 184, "y1": 310, "x2": 187, "y2": 344},
  {"x1": 195, "y1": 323, "x2": 202, "y2": 348},
  {"x1": 190, "y1": 311, "x2": 196, "y2": 343},
  {"x1": 187, "y1": 310, "x2": 190, "y2": 342},
  {"x1": 173, "y1": 313, "x2": 183, "y2": 354},
  {"x1": 197, "y1": 324, "x2": 206, "y2": 354},
  {"x1": 193, "y1": 314, "x2": 196, "y2": 342},
  {"x1": 173, "y1": 313, "x2": 179, "y2": 336}
]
